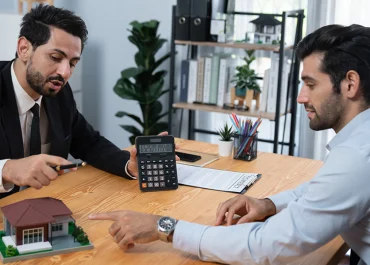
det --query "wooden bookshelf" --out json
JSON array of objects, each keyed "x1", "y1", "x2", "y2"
[
  {"x1": 172, "y1": 102, "x2": 289, "y2": 121},
  {"x1": 174, "y1": 40, "x2": 292, "y2": 52}
]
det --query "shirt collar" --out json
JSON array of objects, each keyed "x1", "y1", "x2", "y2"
[
  {"x1": 327, "y1": 108, "x2": 370, "y2": 151},
  {"x1": 11, "y1": 62, "x2": 43, "y2": 115}
]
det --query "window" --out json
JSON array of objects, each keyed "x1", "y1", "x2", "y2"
[
  {"x1": 266, "y1": 36, "x2": 271, "y2": 42},
  {"x1": 52, "y1": 223, "x2": 63, "y2": 232},
  {"x1": 23, "y1": 228, "x2": 43, "y2": 244},
  {"x1": 266, "y1": 26, "x2": 274, "y2": 34}
]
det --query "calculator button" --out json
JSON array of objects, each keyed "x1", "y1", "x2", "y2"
[
  {"x1": 152, "y1": 164, "x2": 158, "y2": 169},
  {"x1": 140, "y1": 165, "x2": 145, "y2": 170},
  {"x1": 170, "y1": 164, "x2": 175, "y2": 168},
  {"x1": 153, "y1": 176, "x2": 159, "y2": 181},
  {"x1": 140, "y1": 160, "x2": 145, "y2": 164},
  {"x1": 165, "y1": 160, "x2": 168, "y2": 163},
  {"x1": 160, "y1": 182, "x2": 165, "y2": 187},
  {"x1": 159, "y1": 170, "x2": 164, "y2": 175},
  {"x1": 158, "y1": 160, "x2": 163, "y2": 163},
  {"x1": 148, "y1": 182, "x2": 153, "y2": 188},
  {"x1": 159, "y1": 176, "x2": 165, "y2": 181},
  {"x1": 148, "y1": 177, "x2": 153, "y2": 181},
  {"x1": 152, "y1": 160, "x2": 157, "y2": 163},
  {"x1": 171, "y1": 170, "x2": 175, "y2": 174},
  {"x1": 170, "y1": 159, "x2": 174, "y2": 163},
  {"x1": 141, "y1": 171, "x2": 146, "y2": 175},
  {"x1": 153, "y1": 170, "x2": 158, "y2": 175},
  {"x1": 146, "y1": 160, "x2": 151, "y2": 163},
  {"x1": 154, "y1": 182, "x2": 160, "y2": 187},
  {"x1": 158, "y1": 164, "x2": 163, "y2": 169},
  {"x1": 147, "y1": 170, "x2": 152, "y2": 175},
  {"x1": 146, "y1": 164, "x2": 152, "y2": 169},
  {"x1": 142, "y1": 177, "x2": 147, "y2": 182},
  {"x1": 165, "y1": 170, "x2": 170, "y2": 175},
  {"x1": 165, "y1": 165, "x2": 169, "y2": 168},
  {"x1": 141, "y1": 183, "x2": 147, "y2": 188}
]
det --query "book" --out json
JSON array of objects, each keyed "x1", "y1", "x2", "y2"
[
  {"x1": 179, "y1": 60, "x2": 189, "y2": 102},
  {"x1": 187, "y1": 59, "x2": 198, "y2": 103}
]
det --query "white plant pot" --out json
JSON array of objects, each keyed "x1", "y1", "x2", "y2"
[{"x1": 218, "y1": 140, "x2": 233, "y2": 157}]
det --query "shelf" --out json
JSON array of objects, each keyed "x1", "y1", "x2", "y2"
[
  {"x1": 174, "y1": 40, "x2": 292, "y2": 52},
  {"x1": 173, "y1": 102, "x2": 288, "y2": 121}
]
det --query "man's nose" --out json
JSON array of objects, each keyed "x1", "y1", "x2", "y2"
[
  {"x1": 297, "y1": 87, "x2": 309, "y2": 104},
  {"x1": 56, "y1": 62, "x2": 71, "y2": 80}
]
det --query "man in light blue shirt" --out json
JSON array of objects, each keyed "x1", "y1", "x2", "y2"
[{"x1": 89, "y1": 24, "x2": 370, "y2": 265}]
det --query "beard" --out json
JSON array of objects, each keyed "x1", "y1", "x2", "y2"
[
  {"x1": 307, "y1": 93, "x2": 344, "y2": 131},
  {"x1": 26, "y1": 61, "x2": 65, "y2": 97}
]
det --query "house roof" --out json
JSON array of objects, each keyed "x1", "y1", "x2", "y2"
[
  {"x1": 249, "y1": 15, "x2": 281, "y2": 26},
  {"x1": 1, "y1": 197, "x2": 72, "y2": 227}
]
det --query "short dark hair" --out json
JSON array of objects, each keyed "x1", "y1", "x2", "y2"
[
  {"x1": 296, "y1": 24, "x2": 370, "y2": 105},
  {"x1": 19, "y1": 4, "x2": 88, "y2": 54}
]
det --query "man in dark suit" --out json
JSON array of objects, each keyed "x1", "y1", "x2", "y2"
[{"x1": 0, "y1": 5, "x2": 146, "y2": 198}]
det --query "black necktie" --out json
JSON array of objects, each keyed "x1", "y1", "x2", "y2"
[{"x1": 30, "y1": 103, "x2": 41, "y2": 156}]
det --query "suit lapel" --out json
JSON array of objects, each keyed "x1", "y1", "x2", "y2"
[
  {"x1": 43, "y1": 97, "x2": 66, "y2": 157},
  {"x1": 0, "y1": 61, "x2": 24, "y2": 159}
]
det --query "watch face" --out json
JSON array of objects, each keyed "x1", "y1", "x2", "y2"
[{"x1": 159, "y1": 217, "x2": 176, "y2": 231}]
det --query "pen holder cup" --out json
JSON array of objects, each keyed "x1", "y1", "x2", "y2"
[{"x1": 232, "y1": 132, "x2": 258, "y2": 161}]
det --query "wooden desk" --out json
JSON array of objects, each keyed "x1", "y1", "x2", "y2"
[{"x1": 0, "y1": 139, "x2": 347, "y2": 265}]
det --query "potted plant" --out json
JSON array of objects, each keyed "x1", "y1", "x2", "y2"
[
  {"x1": 230, "y1": 50, "x2": 261, "y2": 109},
  {"x1": 217, "y1": 123, "x2": 235, "y2": 157},
  {"x1": 114, "y1": 20, "x2": 171, "y2": 144}
]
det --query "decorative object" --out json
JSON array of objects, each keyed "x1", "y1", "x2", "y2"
[
  {"x1": 18, "y1": 0, "x2": 54, "y2": 14},
  {"x1": 230, "y1": 50, "x2": 261, "y2": 110},
  {"x1": 114, "y1": 20, "x2": 171, "y2": 144},
  {"x1": 229, "y1": 114, "x2": 262, "y2": 161},
  {"x1": 0, "y1": 197, "x2": 93, "y2": 263},
  {"x1": 217, "y1": 123, "x2": 235, "y2": 157},
  {"x1": 249, "y1": 15, "x2": 281, "y2": 44}
]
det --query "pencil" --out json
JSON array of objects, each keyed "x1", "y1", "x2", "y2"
[{"x1": 52, "y1": 162, "x2": 87, "y2": 171}]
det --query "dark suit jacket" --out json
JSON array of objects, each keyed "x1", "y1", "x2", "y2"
[{"x1": 0, "y1": 60, "x2": 132, "y2": 197}]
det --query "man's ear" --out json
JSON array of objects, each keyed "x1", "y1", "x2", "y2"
[
  {"x1": 343, "y1": 70, "x2": 361, "y2": 99},
  {"x1": 16, "y1": 37, "x2": 32, "y2": 62}
]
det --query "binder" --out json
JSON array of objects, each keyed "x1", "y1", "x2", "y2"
[
  {"x1": 190, "y1": 0, "x2": 211, "y2": 41},
  {"x1": 176, "y1": 0, "x2": 191, "y2": 40}
]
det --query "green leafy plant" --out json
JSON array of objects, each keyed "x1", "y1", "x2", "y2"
[
  {"x1": 114, "y1": 20, "x2": 171, "y2": 144},
  {"x1": 5, "y1": 245, "x2": 17, "y2": 257},
  {"x1": 232, "y1": 50, "x2": 261, "y2": 96},
  {"x1": 218, "y1": 123, "x2": 235, "y2": 141}
]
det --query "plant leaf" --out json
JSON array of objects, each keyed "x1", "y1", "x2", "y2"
[
  {"x1": 115, "y1": 111, "x2": 143, "y2": 126},
  {"x1": 120, "y1": 125, "x2": 142, "y2": 135},
  {"x1": 148, "y1": 122, "x2": 168, "y2": 135}
]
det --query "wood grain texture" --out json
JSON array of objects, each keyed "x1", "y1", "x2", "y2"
[
  {"x1": 174, "y1": 40, "x2": 293, "y2": 52},
  {"x1": 172, "y1": 102, "x2": 284, "y2": 121},
  {"x1": 0, "y1": 139, "x2": 346, "y2": 265}
]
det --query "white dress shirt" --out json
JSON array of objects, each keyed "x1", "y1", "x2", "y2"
[
  {"x1": 0, "y1": 62, "x2": 50, "y2": 192},
  {"x1": 173, "y1": 108, "x2": 370, "y2": 265}
]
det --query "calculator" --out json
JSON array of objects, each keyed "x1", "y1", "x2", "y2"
[{"x1": 135, "y1": 135, "x2": 178, "y2": 192}]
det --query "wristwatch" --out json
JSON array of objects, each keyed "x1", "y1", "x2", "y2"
[{"x1": 157, "y1": 216, "x2": 177, "y2": 242}]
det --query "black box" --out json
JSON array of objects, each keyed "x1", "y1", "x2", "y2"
[
  {"x1": 175, "y1": 0, "x2": 191, "y2": 40},
  {"x1": 190, "y1": 0, "x2": 211, "y2": 41}
]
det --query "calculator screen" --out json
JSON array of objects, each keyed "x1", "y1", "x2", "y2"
[{"x1": 139, "y1": 143, "x2": 173, "y2": 153}]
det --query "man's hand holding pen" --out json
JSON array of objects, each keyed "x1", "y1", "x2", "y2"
[{"x1": 2, "y1": 154, "x2": 83, "y2": 190}]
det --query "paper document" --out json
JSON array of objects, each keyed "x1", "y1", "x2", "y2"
[{"x1": 176, "y1": 164, "x2": 261, "y2": 193}]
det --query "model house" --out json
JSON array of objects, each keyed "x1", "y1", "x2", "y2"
[
  {"x1": 249, "y1": 15, "x2": 281, "y2": 44},
  {"x1": 1, "y1": 197, "x2": 75, "y2": 254}
]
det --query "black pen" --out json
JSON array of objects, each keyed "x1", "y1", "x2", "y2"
[{"x1": 52, "y1": 162, "x2": 87, "y2": 171}]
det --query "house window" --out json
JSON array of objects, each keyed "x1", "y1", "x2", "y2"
[
  {"x1": 23, "y1": 228, "x2": 43, "y2": 244},
  {"x1": 52, "y1": 223, "x2": 63, "y2": 232},
  {"x1": 266, "y1": 26, "x2": 274, "y2": 34},
  {"x1": 266, "y1": 36, "x2": 271, "y2": 43}
]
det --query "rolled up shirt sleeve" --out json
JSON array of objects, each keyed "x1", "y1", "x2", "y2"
[{"x1": 173, "y1": 147, "x2": 370, "y2": 264}]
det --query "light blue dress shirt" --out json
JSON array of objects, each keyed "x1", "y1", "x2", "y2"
[{"x1": 173, "y1": 108, "x2": 370, "y2": 265}]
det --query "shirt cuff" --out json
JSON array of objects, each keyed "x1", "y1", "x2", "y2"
[
  {"x1": 173, "y1": 220, "x2": 208, "y2": 258},
  {"x1": 0, "y1": 159, "x2": 14, "y2": 193},
  {"x1": 268, "y1": 192, "x2": 295, "y2": 213},
  {"x1": 124, "y1": 160, "x2": 137, "y2": 180}
]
